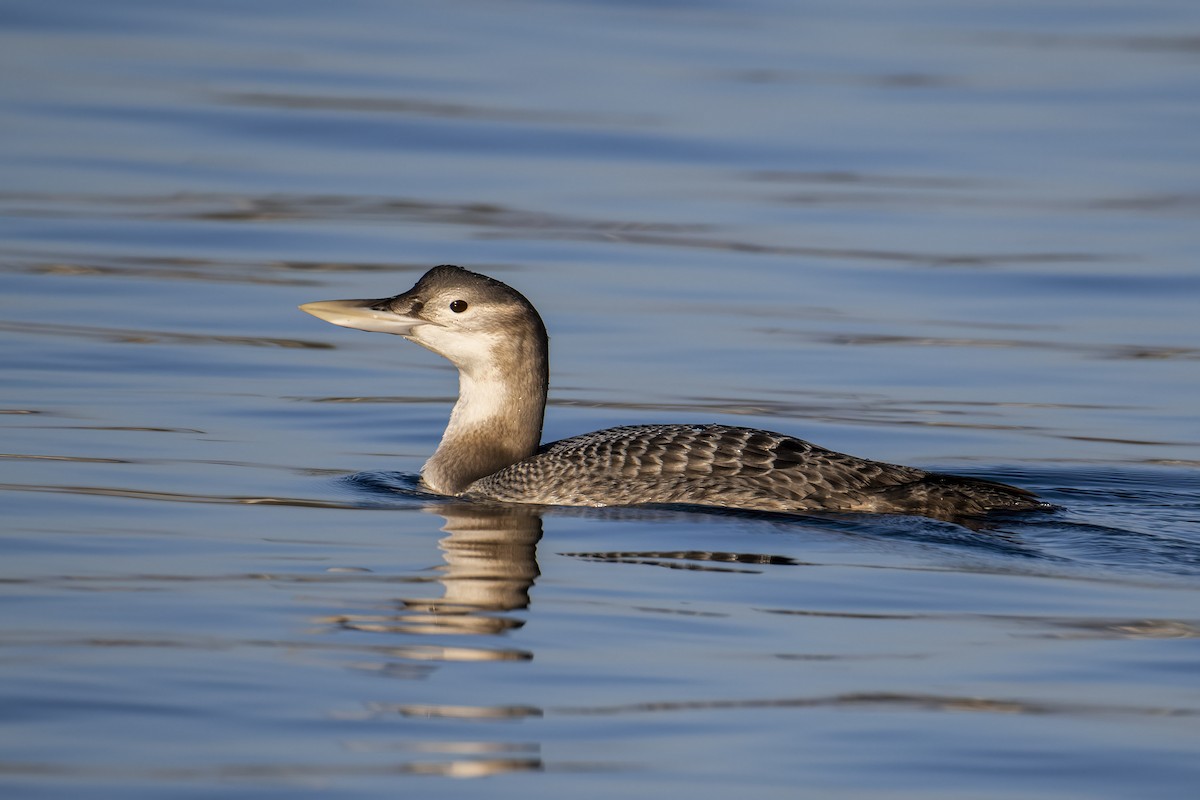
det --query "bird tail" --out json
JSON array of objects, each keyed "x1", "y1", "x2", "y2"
[{"x1": 877, "y1": 472, "x2": 1050, "y2": 522}]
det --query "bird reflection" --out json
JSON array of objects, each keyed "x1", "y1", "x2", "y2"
[
  {"x1": 316, "y1": 501, "x2": 809, "y2": 779},
  {"x1": 314, "y1": 503, "x2": 547, "y2": 778},
  {"x1": 327, "y1": 502, "x2": 542, "y2": 638},
  {"x1": 403, "y1": 501, "x2": 544, "y2": 623}
]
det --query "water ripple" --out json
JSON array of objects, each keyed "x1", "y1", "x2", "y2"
[
  {"x1": 218, "y1": 91, "x2": 658, "y2": 127},
  {"x1": 554, "y1": 691, "x2": 1197, "y2": 718},
  {"x1": 0, "y1": 320, "x2": 332, "y2": 350},
  {"x1": 0, "y1": 191, "x2": 1103, "y2": 267}
]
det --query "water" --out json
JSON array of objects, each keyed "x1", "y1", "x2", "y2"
[{"x1": 2, "y1": 0, "x2": 1199, "y2": 797}]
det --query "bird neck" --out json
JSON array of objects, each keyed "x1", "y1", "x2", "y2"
[{"x1": 421, "y1": 340, "x2": 548, "y2": 495}]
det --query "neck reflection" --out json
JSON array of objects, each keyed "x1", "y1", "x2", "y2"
[
  {"x1": 414, "y1": 502, "x2": 544, "y2": 621},
  {"x1": 326, "y1": 502, "x2": 544, "y2": 639}
]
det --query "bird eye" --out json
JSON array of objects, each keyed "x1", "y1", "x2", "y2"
[{"x1": 449, "y1": 299, "x2": 468, "y2": 313}]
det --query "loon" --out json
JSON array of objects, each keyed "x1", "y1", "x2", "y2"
[{"x1": 300, "y1": 264, "x2": 1046, "y2": 521}]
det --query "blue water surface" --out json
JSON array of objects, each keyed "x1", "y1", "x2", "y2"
[{"x1": 2, "y1": 1, "x2": 1198, "y2": 798}]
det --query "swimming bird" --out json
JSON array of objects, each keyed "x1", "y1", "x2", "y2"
[{"x1": 300, "y1": 264, "x2": 1046, "y2": 521}]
